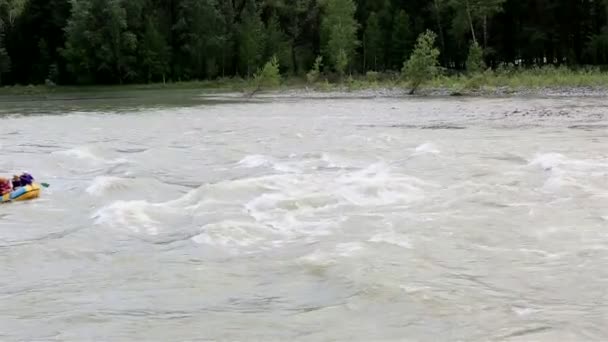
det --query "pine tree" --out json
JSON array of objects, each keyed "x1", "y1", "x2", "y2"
[
  {"x1": 264, "y1": 13, "x2": 292, "y2": 72},
  {"x1": 217, "y1": 0, "x2": 236, "y2": 77},
  {"x1": 449, "y1": 0, "x2": 505, "y2": 47},
  {"x1": 402, "y1": 30, "x2": 440, "y2": 94},
  {"x1": 377, "y1": 0, "x2": 393, "y2": 70},
  {"x1": 320, "y1": 0, "x2": 359, "y2": 75},
  {"x1": 0, "y1": 24, "x2": 10, "y2": 85},
  {"x1": 268, "y1": 0, "x2": 319, "y2": 75},
  {"x1": 391, "y1": 10, "x2": 412, "y2": 70},
  {"x1": 141, "y1": 15, "x2": 170, "y2": 83},
  {"x1": 173, "y1": 0, "x2": 223, "y2": 79},
  {"x1": 237, "y1": 0, "x2": 264, "y2": 77},
  {"x1": 62, "y1": 0, "x2": 137, "y2": 84},
  {"x1": 466, "y1": 40, "x2": 485, "y2": 73},
  {"x1": 364, "y1": 12, "x2": 382, "y2": 71},
  {"x1": 36, "y1": 38, "x2": 51, "y2": 82},
  {"x1": 0, "y1": 0, "x2": 26, "y2": 27}
]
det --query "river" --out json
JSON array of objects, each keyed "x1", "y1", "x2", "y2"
[{"x1": 1, "y1": 91, "x2": 607, "y2": 341}]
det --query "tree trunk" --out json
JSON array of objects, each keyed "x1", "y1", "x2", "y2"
[
  {"x1": 409, "y1": 84, "x2": 417, "y2": 95},
  {"x1": 483, "y1": 15, "x2": 488, "y2": 48},
  {"x1": 363, "y1": 40, "x2": 367, "y2": 71},
  {"x1": 221, "y1": 49, "x2": 225, "y2": 78},
  {"x1": 465, "y1": 0, "x2": 477, "y2": 44},
  {"x1": 433, "y1": 0, "x2": 446, "y2": 53},
  {"x1": 291, "y1": 45, "x2": 298, "y2": 75}
]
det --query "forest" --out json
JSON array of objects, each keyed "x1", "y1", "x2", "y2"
[{"x1": 1, "y1": 0, "x2": 608, "y2": 86}]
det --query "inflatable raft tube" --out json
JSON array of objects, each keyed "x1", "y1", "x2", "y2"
[{"x1": 1, "y1": 183, "x2": 41, "y2": 204}]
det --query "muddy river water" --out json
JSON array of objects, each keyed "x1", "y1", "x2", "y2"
[{"x1": 1, "y1": 92, "x2": 607, "y2": 340}]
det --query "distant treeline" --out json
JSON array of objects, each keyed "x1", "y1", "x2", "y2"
[{"x1": 1, "y1": 0, "x2": 608, "y2": 86}]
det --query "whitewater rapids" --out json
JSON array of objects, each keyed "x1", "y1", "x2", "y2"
[{"x1": 1, "y1": 93, "x2": 607, "y2": 341}]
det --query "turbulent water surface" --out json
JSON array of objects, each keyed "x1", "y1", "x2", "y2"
[{"x1": 1, "y1": 91, "x2": 607, "y2": 341}]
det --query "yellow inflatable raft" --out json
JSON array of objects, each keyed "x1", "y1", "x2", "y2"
[{"x1": 1, "y1": 183, "x2": 41, "y2": 204}]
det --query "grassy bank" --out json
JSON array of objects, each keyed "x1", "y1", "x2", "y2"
[
  {"x1": 428, "y1": 66, "x2": 608, "y2": 93},
  {"x1": 2, "y1": 66, "x2": 608, "y2": 97},
  {"x1": 329, "y1": 66, "x2": 608, "y2": 93}
]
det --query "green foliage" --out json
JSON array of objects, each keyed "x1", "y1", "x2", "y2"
[
  {"x1": 0, "y1": 26, "x2": 10, "y2": 84},
  {"x1": 141, "y1": 16, "x2": 169, "y2": 83},
  {"x1": 585, "y1": 27, "x2": 608, "y2": 64},
  {"x1": 62, "y1": 0, "x2": 137, "y2": 84},
  {"x1": 215, "y1": 0, "x2": 236, "y2": 78},
  {"x1": 320, "y1": 0, "x2": 359, "y2": 75},
  {"x1": 364, "y1": 12, "x2": 382, "y2": 71},
  {"x1": 0, "y1": 0, "x2": 26, "y2": 27},
  {"x1": 466, "y1": 41, "x2": 485, "y2": 74},
  {"x1": 448, "y1": 0, "x2": 506, "y2": 44},
  {"x1": 402, "y1": 30, "x2": 440, "y2": 94},
  {"x1": 1, "y1": 0, "x2": 608, "y2": 87},
  {"x1": 173, "y1": 0, "x2": 223, "y2": 79},
  {"x1": 463, "y1": 70, "x2": 488, "y2": 90},
  {"x1": 391, "y1": 10, "x2": 412, "y2": 69},
  {"x1": 252, "y1": 55, "x2": 281, "y2": 90},
  {"x1": 48, "y1": 63, "x2": 59, "y2": 83},
  {"x1": 264, "y1": 14, "x2": 292, "y2": 72},
  {"x1": 266, "y1": 0, "x2": 319, "y2": 76},
  {"x1": 365, "y1": 71, "x2": 379, "y2": 82},
  {"x1": 335, "y1": 49, "x2": 349, "y2": 76},
  {"x1": 428, "y1": 65, "x2": 608, "y2": 92},
  {"x1": 238, "y1": 0, "x2": 265, "y2": 77},
  {"x1": 306, "y1": 55, "x2": 323, "y2": 84}
]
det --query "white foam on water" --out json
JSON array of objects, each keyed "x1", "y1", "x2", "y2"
[
  {"x1": 369, "y1": 231, "x2": 412, "y2": 249},
  {"x1": 92, "y1": 188, "x2": 206, "y2": 236},
  {"x1": 335, "y1": 162, "x2": 429, "y2": 206},
  {"x1": 399, "y1": 285, "x2": 433, "y2": 295},
  {"x1": 334, "y1": 242, "x2": 366, "y2": 256},
  {"x1": 529, "y1": 153, "x2": 565, "y2": 170},
  {"x1": 93, "y1": 200, "x2": 161, "y2": 235},
  {"x1": 298, "y1": 242, "x2": 367, "y2": 267},
  {"x1": 298, "y1": 249, "x2": 335, "y2": 266},
  {"x1": 86, "y1": 176, "x2": 129, "y2": 195},
  {"x1": 413, "y1": 142, "x2": 440, "y2": 155},
  {"x1": 237, "y1": 154, "x2": 300, "y2": 173},
  {"x1": 92, "y1": 158, "x2": 431, "y2": 252},
  {"x1": 529, "y1": 153, "x2": 608, "y2": 172},
  {"x1": 518, "y1": 248, "x2": 563, "y2": 259},
  {"x1": 53, "y1": 146, "x2": 128, "y2": 165},
  {"x1": 235, "y1": 162, "x2": 431, "y2": 240},
  {"x1": 191, "y1": 221, "x2": 272, "y2": 249},
  {"x1": 528, "y1": 153, "x2": 608, "y2": 194},
  {"x1": 237, "y1": 154, "x2": 273, "y2": 168},
  {"x1": 244, "y1": 189, "x2": 342, "y2": 237},
  {"x1": 238, "y1": 165, "x2": 426, "y2": 235},
  {"x1": 320, "y1": 152, "x2": 353, "y2": 169},
  {"x1": 272, "y1": 162, "x2": 300, "y2": 173},
  {"x1": 54, "y1": 147, "x2": 100, "y2": 160},
  {"x1": 511, "y1": 306, "x2": 538, "y2": 316}
]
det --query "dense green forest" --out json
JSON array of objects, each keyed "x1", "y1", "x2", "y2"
[{"x1": 1, "y1": 0, "x2": 608, "y2": 86}]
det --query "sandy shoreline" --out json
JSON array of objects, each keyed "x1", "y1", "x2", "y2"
[
  {"x1": 243, "y1": 86, "x2": 608, "y2": 99},
  {"x1": 2, "y1": 84, "x2": 607, "y2": 104}
]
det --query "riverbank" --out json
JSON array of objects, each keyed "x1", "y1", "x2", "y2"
[{"x1": 2, "y1": 67, "x2": 608, "y2": 99}]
